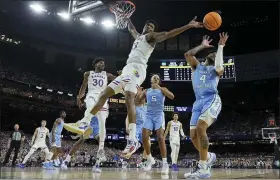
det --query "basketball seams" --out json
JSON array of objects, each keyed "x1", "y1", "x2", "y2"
[
  {"x1": 209, "y1": 13, "x2": 220, "y2": 27},
  {"x1": 204, "y1": 19, "x2": 216, "y2": 30}
]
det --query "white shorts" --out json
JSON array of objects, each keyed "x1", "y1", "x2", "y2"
[
  {"x1": 169, "y1": 137, "x2": 180, "y2": 146},
  {"x1": 32, "y1": 142, "x2": 48, "y2": 150},
  {"x1": 108, "y1": 63, "x2": 146, "y2": 94},
  {"x1": 84, "y1": 94, "x2": 109, "y2": 119}
]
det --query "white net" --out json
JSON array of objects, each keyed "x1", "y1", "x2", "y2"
[{"x1": 110, "y1": 1, "x2": 135, "y2": 29}]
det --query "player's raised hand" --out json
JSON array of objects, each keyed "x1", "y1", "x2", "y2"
[
  {"x1": 218, "y1": 32, "x2": 229, "y2": 46},
  {"x1": 201, "y1": 35, "x2": 214, "y2": 48},
  {"x1": 188, "y1": 16, "x2": 204, "y2": 28}
]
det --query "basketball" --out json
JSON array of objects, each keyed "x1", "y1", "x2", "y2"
[{"x1": 203, "y1": 12, "x2": 222, "y2": 31}]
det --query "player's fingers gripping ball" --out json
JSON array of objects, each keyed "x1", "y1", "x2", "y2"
[{"x1": 203, "y1": 12, "x2": 222, "y2": 31}]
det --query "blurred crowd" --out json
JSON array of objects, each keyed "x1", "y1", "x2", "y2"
[{"x1": 0, "y1": 131, "x2": 275, "y2": 169}]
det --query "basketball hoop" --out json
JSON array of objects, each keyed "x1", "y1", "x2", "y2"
[{"x1": 110, "y1": 1, "x2": 136, "y2": 29}]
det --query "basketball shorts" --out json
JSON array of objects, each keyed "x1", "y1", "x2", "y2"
[
  {"x1": 143, "y1": 111, "x2": 165, "y2": 131},
  {"x1": 49, "y1": 134, "x2": 61, "y2": 148},
  {"x1": 169, "y1": 137, "x2": 180, "y2": 146},
  {"x1": 190, "y1": 94, "x2": 222, "y2": 129},
  {"x1": 32, "y1": 142, "x2": 48, "y2": 150},
  {"x1": 84, "y1": 94, "x2": 109, "y2": 120},
  {"x1": 108, "y1": 63, "x2": 146, "y2": 94}
]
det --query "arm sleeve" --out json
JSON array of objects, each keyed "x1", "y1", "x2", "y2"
[{"x1": 214, "y1": 45, "x2": 224, "y2": 72}]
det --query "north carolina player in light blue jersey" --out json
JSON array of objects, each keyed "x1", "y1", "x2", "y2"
[
  {"x1": 138, "y1": 75, "x2": 174, "y2": 175},
  {"x1": 184, "y1": 33, "x2": 229, "y2": 179},
  {"x1": 45, "y1": 110, "x2": 66, "y2": 170}
]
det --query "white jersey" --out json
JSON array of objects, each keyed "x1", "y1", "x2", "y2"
[
  {"x1": 169, "y1": 121, "x2": 181, "y2": 140},
  {"x1": 87, "y1": 70, "x2": 108, "y2": 96},
  {"x1": 34, "y1": 127, "x2": 48, "y2": 144},
  {"x1": 127, "y1": 35, "x2": 155, "y2": 67}
]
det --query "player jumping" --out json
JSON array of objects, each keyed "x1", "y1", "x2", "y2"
[
  {"x1": 139, "y1": 74, "x2": 174, "y2": 174},
  {"x1": 77, "y1": 17, "x2": 203, "y2": 158},
  {"x1": 164, "y1": 112, "x2": 186, "y2": 171},
  {"x1": 62, "y1": 58, "x2": 116, "y2": 172},
  {"x1": 184, "y1": 33, "x2": 229, "y2": 179},
  {"x1": 18, "y1": 120, "x2": 51, "y2": 168}
]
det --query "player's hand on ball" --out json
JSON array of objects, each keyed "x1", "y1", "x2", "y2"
[
  {"x1": 218, "y1": 32, "x2": 229, "y2": 46},
  {"x1": 188, "y1": 16, "x2": 204, "y2": 28},
  {"x1": 201, "y1": 35, "x2": 214, "y2": 48}
]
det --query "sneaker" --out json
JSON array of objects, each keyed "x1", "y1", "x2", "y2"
[
  {"x1": 172, "y1": 164, "x2": 179, "y2": 172},
  {"x1": 184, "y1": 164, "x2": 211, "y2": 179},
  {"x1": 92, "y1": 164, "x2": 102, "y2": 173},
  {"x1": 47, "y1": 162, "x2": 56, "y2": 170},
  {"x1": 42, "y1": 162, "x2": 49, "y2": 169},
  {"x1": 17, "y1": 163, "x2": 25, "y2": 169},
  {"x1": 60, "y1": 162, "x2": 68, "y2": 170},
  {"x1": 122, "y1": 140, "x2": 140, "y2": 158},
  {"x1": 161, "y1": 162, "x2": 169, "y2": 175},
  {"x1": 184, "y1": 165, "x2": 200, "y2": 178},
  {"x1": 97, "y1": 149, "x2": 107, "y2": 162},
  {"x1": 207, "y1": 152, "x2": 216, "y2": 168},
  {"x1": 122, "y1": 161, "x2": 128, "y2": 169},
  {"x1": 143, "y1": 157, "x2": 155, "y2": 172}
]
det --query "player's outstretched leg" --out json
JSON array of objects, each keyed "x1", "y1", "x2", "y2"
[
  {"x1": 61, "y1": 128, "x2": 91, "y2": 169},
  {"x1": 185, "y1": 120, "x2": 213, "y2": 179},
  {"x1": 122, "y1": 91, "x2": 140, "y2": 157}
]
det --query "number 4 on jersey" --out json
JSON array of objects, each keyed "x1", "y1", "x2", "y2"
[{"x1": 200, "y1": 75, "x2": 206, "y2": 83}]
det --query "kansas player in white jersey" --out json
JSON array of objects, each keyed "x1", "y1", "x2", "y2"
[
  {"x1": 184, "y1": 33, "x2": 229, "y2": 179},
  {"x1": 164, "y1": 112, "x2": 186, "y2": 171},
  {"x1": 62, "y1": 58, "x2": 116, "y2": 172},
  {"x1": 137, "y1": 75, "x2": 174, "y2": 174},
  {"x1": 80, "y1": 17, "x2": 203, "y2": 158},
  {"x1": 18, "y1": 120, "x2": 50, "y2": 168}
]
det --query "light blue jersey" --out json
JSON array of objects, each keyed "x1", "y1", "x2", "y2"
[
  {"x1": 190, "y1": 64, "x2": 222, "y2": 129},
  {"x1": 136, "y1": 105, "x2": 146, "y2": 142},
  {"x1": 49, "y1": 118, "x2": 64, "y2": 147},
  {"x1": 192, "y1": 64, "x2": 219, "y2": 99},
  {"x1": 90, "y1": 116, "x2": 99, "y2": 139},
  {"x1": 143, "y1": 88, "x2": 165, "y2": 131}
]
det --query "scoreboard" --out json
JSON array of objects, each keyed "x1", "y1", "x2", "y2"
[{"x1": 160, "y1": 57, "x2": 236, "y2": 82}]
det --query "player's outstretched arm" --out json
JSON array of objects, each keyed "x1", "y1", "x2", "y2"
[
  {"x1": 77, "y1": 71, "x2": 90, "y2": 109},
  {"x1": 124, "y1": 18, "x2": 140, "y2": 39},
  {"x1": 164, "y1": 121, "x2": 171, "y2": 138},
  {"x1": 184, "y1": 35, "x2": 213, "y2": 69},
  {"x1": 31, "y1": 128, "x2": 38, "y2": 145},
  {"x1": 150, "y1": 16, "x2": 203, "y2": 43},
  {"x1": 215, "y1": 32, "x2": 229, "y2": 76}
]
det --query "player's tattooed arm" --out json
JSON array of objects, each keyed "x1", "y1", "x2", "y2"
[
  {"x1": 149, "y1": 16, "x2": 203, "y2": 43},
  {"x1": 164, "y1": 121, "x2": 171, "y2": 138},
  {"x1": 124, "y1": 18, "x2": 140, "y2": 39},
  {"x1": 31, "y1": 128, "x2": 38, "y2": 145},
  {"x1": 185, "y1": 35, "x2": 214, "y2": 69},
  {"x1": 77, "y1": 71, "x2": 90, "y2": 109}
]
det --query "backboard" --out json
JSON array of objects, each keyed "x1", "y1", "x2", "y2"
[
  {"x1": 68, "y1": 0, "x2": 116, "y2": 17},
  {"x1": 262, "y1": 127, "x2": 280, "y2": 141}
]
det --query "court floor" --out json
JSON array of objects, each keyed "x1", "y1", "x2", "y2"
[{"x1": 0, "y1": 167, "x2": 279, "y2": 179}]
